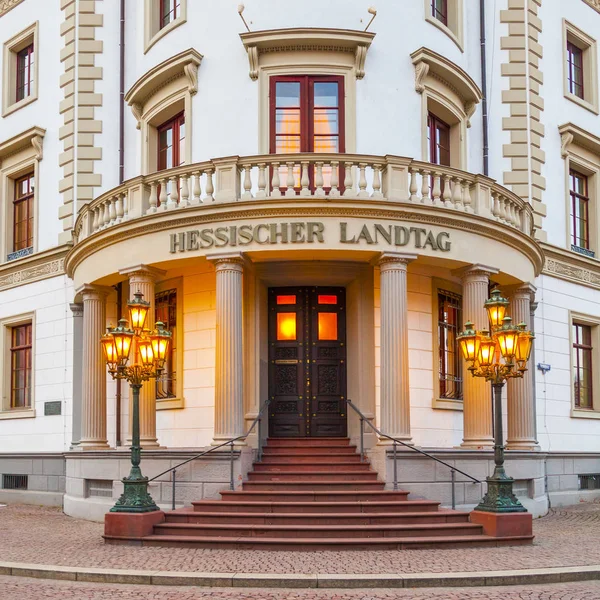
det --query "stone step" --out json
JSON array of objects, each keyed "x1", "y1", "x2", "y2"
[
  {"x1": 266, "y1": 437, "x2": 351, "y2": 447},
  {"x1": 241, "y1": 480, "x2": 384, "y2": 491},
  {"x1": 247, "y1": 470, "x2": 379, "y2": 482},
  {"x1": 262, "y1": 446, "x2": 358, "y2": 455},
  {"x1": 192, "y1": 499, "x2": 437, "y2": 513},
  {"x1": 136, "y1": 534, "x2": 534, "y2": 550},
  {"x1": 259, "y1": 454, "x2": 366, "y2": 464},
  {"x1": 165, "y1": 510, "x2": 470, "y2": 526},
  {"x1": 253, "y1": 462, "x2": 372, "y2": 472},
  {"x1": 218, "y1": 490, "x2": 410, "y2": 502},
  {"x1": 153, "y1": 521, "x2": 484, "y2": 539}
]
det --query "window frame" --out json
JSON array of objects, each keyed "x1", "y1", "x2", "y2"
[
  {"x1": 144, "y1": 0, "x2": 187, "y2": 53},
  {"x1": 431, "y1": 0, "x2": 448, "y2": 26},
  {"x1": 10, "y1": 322, "x2": 32, "y2": 410},
  {"x1": 15, "y1": 43, "x2": 34, "y2": 103},
  {"x1": 159, "y1": 0, "x2": 181, "y2": 29},
  {"x1": 567, "y1": 41, "x2": 584, "y2": 100},
  {"x1": 570, "y1": 312, "x2": 600, "y2": 419},
  {"x1": 437, "y1": 288, "x2": 463, "y2": 402},
  {"x1": 13, "y1": 172, "x2": 35, "y2": 255},
  {"x1": 424, "y1": 0, "x2": 464, "y2": 51},
  {"x1": 569, "y1": 169, "x2": 590, "y2": 252},
  {"x1": 563, "y1": 20, "x2": 599, "y2": 115},
  {"x1": 427, "y1": 112, "x2": 451, "y2": 167},
  {"x1": 2, "y1": 21, "x2": 38, "y2": 117},
  {"x1": 157, "y1": 111, "x2": 186, "y2": 171},
  {"x1": 0, "y1": 313, "x2": 35, "y2": 419},
  {"x1": 573, "y1": 322, "x2": 593, "y2": 410}
]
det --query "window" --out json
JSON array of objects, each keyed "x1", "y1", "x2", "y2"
[
  {"x1": 570, "y1": 169, "x2": 590, "y2": 251},
  {"x1": 160, "y1": 0, "x2": 180, "y2": 29},
  {"x1": 13, "y1": 173, "x2": 34, "y2": 254},
  {"x1": 567, "y1": 42, "x2": 584, "y2": 99},
  {"x1": 16, "y1": 43, "x2": 34, "y2": 102},
  {"x1": 10, "y1": 323, "x2": 32, "y2": 409},
  {"x1": 438, "y1": 290, "x2": 463, "y2": 400},
  {"x1": 573, "y1": 323, "x2": 593, "y2": 409},
  {"x1": 157, "y1": 113, "x2": 185, "y2": 171},
  {"x1": 431, "y1": 0, "x2": 448, "y2": 26},
  {"x1": 563, "y1": 21, "x2": 599, "y2": 114},
  {"x1": 155, "y1": 289, "x2": 177, "y2": 400},
  {"x1": 2, "y1": 22, "x2": 38, "y2": 116},
  {"x1": 428, "y1": 113, "x2": 451, "y2": 166}
]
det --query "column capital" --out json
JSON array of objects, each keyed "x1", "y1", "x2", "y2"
[
  {"x1": 373, "y1": 252, "x2": 417, "y2": 270},
  {"x1": 76, "y1": 283, "x2": 111, "y2": 301},
  {"x1": 70, "y1": 302, "x2": 83, "y2": 317},
  {"x1": 453, "y1": 263, "x2": 499, "y2": 282},
  {"x1": 207, "y1": 251, "x2": 246, "y2": 273},
  {"x1": 118, "y1": 264, "x2": 166, "y2": 283},
  {"x1": 510, "y1": 283, "x2": 537, "y2": 302}
]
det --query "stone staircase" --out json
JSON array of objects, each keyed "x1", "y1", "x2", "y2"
[{"x1": 138, "y1": 438, "x2": 534, "y2": 549}]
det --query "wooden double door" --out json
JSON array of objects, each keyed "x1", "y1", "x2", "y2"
[{"x1": 268, "y1": 287, "x2": 347, "y2": 437}]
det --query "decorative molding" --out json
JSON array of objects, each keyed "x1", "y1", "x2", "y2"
[
  {"x1": 0, "y1": 245, "x2": 68, "y2": 293},
  {"x1": 0, "y1": 126, "x2": 45, "y2": 165},
  {"x1": 183, "y1": 62, "x2": 199, "y2": 95},
  {"x1": 414, "y1": 62, "x2": 430, "y2": 94},
  {"x1": 559, "y1": 122, "x2": 600, "y2": 157},
  {"x1": 582, "y1": 0, "x2": 600, "y2": 16},
  {"x1": 0, "y1": 0, "x2": 25, "y2": 18},
  {"x1": 542, "y1": 242, "x2": 600, "y2": 290},
  {"x1": 561, "y1": 130, "x2": 574, "y2": 158},
  {"x1": 131, "y1": 103, "x2": 143, "y2": 130},
  {"x1": 239, "y1": 28, "x2": 375, "y2": 81}
]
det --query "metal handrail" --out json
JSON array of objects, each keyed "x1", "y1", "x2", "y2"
[
  {"x1": 149, "y1": 399, "x2": 270, "y2": 509},
  {"x1": 346, "y1": 399, "x2": 480, "y2": 510}
]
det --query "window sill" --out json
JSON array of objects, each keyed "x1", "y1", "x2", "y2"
[
  {"x1": 0, "y1": 408, "x2": 35, "y2": 420},
  {"x1": 2, "y1": 93, "x2": 38, "y2": 118},
  {"x1": 571, "y1": 408, "x2": 600, "y2": 419},
  {"x1": 564, "y1": 91, "x2": 599, "y2": 115},
  {"x1": 425, "y1": 15, "x2": 464, "y2": 52},
  {"x1": 145, "y1": 17, "x2": 186, "y2": 54},
  {"x1": 432, "y1": 397, "x2": 463, "y2": 411},
  {"x1": 156, "y1": 397, "x2": 184, "y2": 410}
]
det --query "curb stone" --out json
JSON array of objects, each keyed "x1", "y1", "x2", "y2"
[{"x1": 0, "y1": 562, "x2": 598, "y2": 589}]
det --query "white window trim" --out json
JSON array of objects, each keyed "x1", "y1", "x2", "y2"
[
  {"x1": 424, "y1": 0, "x2": 464, "y2": 52},
  {"x1": 563, "y1": 19, "x2": 599, "y2": 115},
  {"x1": 2, "y1": 21, "x2": 39, "y2": 117},
  {"x1": 0, "y1": 312, "x2": 35, "y2": 418},
  {"x1": 0, "y1": 126, "x2": 44, "y2": 264},
  {"x1": 431, "y1": 278, "x2": 464, "y2": 411},
  {"x1": 569, "y1": 311, "x2": 600, "y2": 419},
  {"x1": 156, "y1": 277, "x2": 184, "y2": 410},
  {"x1": 144, "y1": 0, "x2": 187, "y2": 54}
]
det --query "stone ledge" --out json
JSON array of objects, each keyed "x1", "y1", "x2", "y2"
[{"x1": 0, "y1": 561, "x2": 598, "y2": 589}]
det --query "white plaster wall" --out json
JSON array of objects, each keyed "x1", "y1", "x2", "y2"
[
  {"x1": 534, "y1": 273, "x2": 600, "y2": 452},
  {"x1": 0, "y1": 275, "x2": 74, "y2": 452}
]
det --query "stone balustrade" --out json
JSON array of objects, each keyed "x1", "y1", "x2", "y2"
[{"x1": 72, "y1": 154, "x2": 534, "y2": 244}]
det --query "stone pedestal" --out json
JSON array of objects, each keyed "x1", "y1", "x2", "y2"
[
  {"x1": 470, "y1": 510, "x2": 533, "y2": 539},
  {"x1": 378, "y1": 253, "x2": 416, "y2": 444},
  {"x1": 210, "y1": 253, "x2": 245, "y2": 444},
  {"x1": 78, "y1": 285, "x2": 110, "y2": 450},
  {"x1": 104, "y1": 510, "x2": 165, "y2": 541},
  {"x1": 507, "y1": 284, "x2": 538, "y2": 450},
  {"x1": 460, "y1": 266, "x2": 496, "y2": 448}
]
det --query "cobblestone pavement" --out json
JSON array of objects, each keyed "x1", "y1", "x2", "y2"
[
  {"x1": 1, "y1": 577, "x2": 600, "y2": 600},
  {"x1": 0, "y1": 502, "x2": 599, "y2": 574}
]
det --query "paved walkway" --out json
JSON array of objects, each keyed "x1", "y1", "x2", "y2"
[
  {"x1": 0, "y1": 576, "x2": 599, "y2": 599},
  {"x1": 1, "y1": 502, "x2": 599, "y2": 574}
]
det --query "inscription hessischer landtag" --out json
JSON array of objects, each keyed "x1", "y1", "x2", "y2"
[{"x1": 169, "y1": 222, "x2": 451, "y2": 253}]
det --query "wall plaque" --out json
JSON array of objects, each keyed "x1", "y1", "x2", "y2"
[{"x1": 44, "y1": 401, "x2": 62, "y2": 416}]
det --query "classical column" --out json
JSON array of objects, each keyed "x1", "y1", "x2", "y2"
[
  {"x1": 119, "y1": 265, "x2": 166, "y2": 448},
  {"x1": 78, "y1": 285, "x2": 110, "y2": 450},
  {"x1": 378, "y1": 253, "x2": 416, "y2": 444},
  {"x1": 210, "y1": 253, "x2": 245, "y2": 444},
  {"x1": 70, "y1": 303, "x2": 84, "y2": 448},
  {"x1": 460, "y1": 266, "x2": 496, "y2": 448},
  {"x1": 507, "y1": 284, "x2": 538, "y2": 450}
]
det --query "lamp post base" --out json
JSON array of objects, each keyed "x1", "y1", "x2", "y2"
[
  {"x1": 475, "y1": 474, "x2": 527, "y2": 514},
  {"x1": 470, "y1": 509, "x2": 533, "y2": 538},
  {"x1": 110, "y1": 476, "x2": 159, "y2": 513}
]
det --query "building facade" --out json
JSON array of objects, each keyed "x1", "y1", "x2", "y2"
[{"x1": 0, "y1": 0, "x2": 599, "y2": 521}]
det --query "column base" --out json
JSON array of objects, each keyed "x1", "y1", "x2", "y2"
[
  {"x1": 461, "y1": 439, "x2": 494, "y2": 449},
  {"x1": 470, "y1": 510, "x2": 533, "y2": 538},
  {"x1": 78, "y1": 440, "x2": 110, "y2": 450},
  {"x1": 506, "y1": 441, "x2": 540, "y2": 451},
  {"x1": 377, "y1": 435, "x2": 412, "y2": 446},
  {"x1": 211, "y1": 437, "x2": 247, "y2": 447},
  {"x1": 104, "y1": 510, "x2": 164, "y2": 540}
]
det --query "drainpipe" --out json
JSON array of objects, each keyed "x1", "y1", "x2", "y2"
[{"x1": 480, "y1": 0, "x2": 489, "y2": 176}]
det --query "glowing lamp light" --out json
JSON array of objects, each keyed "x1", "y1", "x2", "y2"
[
  {"x1": 111, "y1": 318, "x2": 134, "y2": 364},
  {"x1": 515, "y1": 323, "x2": 534, "y2": 368},
  {"x1": 485, "y1": 289, "x2": 510, "y2": 330},
  {"x1": 137, "y1": 336, "x2": 155, "y2": 368},
  {"x1": 150, "y1": 321, "x2": 171, "y2": 370},
  {"x1": 101, "y1": 330, "x2": 118, "y2": 370},
  {"x1": 128, "y1": 291, "x2": 150, "y2": 335},
  {"x1": 458, "y1": 321, "x2": 480, "y2": 363},
  {"x1": 477, "y1": 331, "x2": 497, "y2": 368},
  {"x1": 495, "y1": 317, "x2": 519, "y2": 361}
]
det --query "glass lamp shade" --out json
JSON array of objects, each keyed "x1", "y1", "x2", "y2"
[
  {"x1": 495, "y1": 316, "x2": 519, "y2": 361},
  {"x1": 150, "y1": 321, "x2": 171, "y2": 370},
  {"x1": 484, "y1": 289, "x2": 510, "y2": 330},
  {"x1": 137, "y1": 336, "x2": 155, "y2": 368},
  {"x1": 477, "y1": 331, "x2": 497, "y2": 368},
  {"x1": 101, "y1": 331, "x2": 118, "y2": 369},
  {"x1": 457, "y1": 321, "x2": 480, "y2": 363},
  {"x1": 515, "y1": 323, "x2": 534, "y2": 366},
  {"x1": 111, "y1": 318, "x2": 134, "y2": 364},
  {"x1": 128, "y1": 291, "x2": 150, "y2": 334}
]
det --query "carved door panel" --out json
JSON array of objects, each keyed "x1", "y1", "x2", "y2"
[{"x1": 268, "y1": 287, "x2": 347, "y2": 438}]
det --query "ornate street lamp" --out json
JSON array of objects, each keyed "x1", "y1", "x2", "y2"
[
  {"x1": 101, "y1": 291, "x2": 171, "y2": 513},
  {"x1": 457, "y1": 289, "x2": 534, "y2": 514}
]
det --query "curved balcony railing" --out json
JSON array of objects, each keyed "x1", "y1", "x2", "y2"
[{"x1": 72, "y1": 153, "x2": 534, "y2": 244}]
